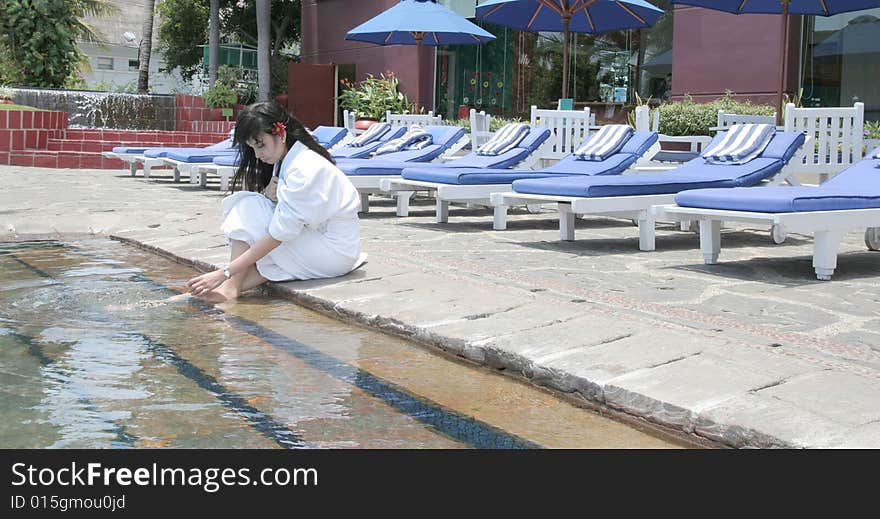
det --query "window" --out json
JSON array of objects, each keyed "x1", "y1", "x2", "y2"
[
  {"x1": 129, "y1": 59, "x2": 139, "y2": 71},
  {"x1": 97, "y1": 57, "x2": 114, "y2": 71}
]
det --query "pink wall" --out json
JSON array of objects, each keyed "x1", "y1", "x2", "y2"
[
  {"x1": 671, "y1": 6, "x2": 801, "y2": 106},
  {"x1": 301, "y1": 0, "x2": 434, "y2": 110}
]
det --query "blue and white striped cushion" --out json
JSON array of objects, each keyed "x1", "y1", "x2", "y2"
[
  {"x1": 573, "y1": 124, "x2": 634, "y2": 161},
  {"x1": 475, "y1": 123, "x2": 530, "y2": 156},
  {"x1": 702, "y1": 123, "x2": 776, "y2": 165},
  {"x1": 351, "y1": 122, "x2": 391, "y2": 147},
  {"x1": 374, "y1": 126, "x2": 432, "y2": 155}
]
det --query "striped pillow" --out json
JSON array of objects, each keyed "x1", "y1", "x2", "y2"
[
  {"x1": 374, "y1": 125, "x2": 432, "y2": 156},
  {"x1": 573, "y1": 125, "x2": 634, "y2": 161},
  {"x1": 476, "y1": 123, "x2": 530, "y2": 156},
  {"x1": 351, "y1": 122, "x2": 391, "y2": 147},
  {"x1": 702, "y1": 124, "x2": 775, "y2": 165}
]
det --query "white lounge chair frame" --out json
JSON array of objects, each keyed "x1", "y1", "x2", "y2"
[
  {"x1": 654, "y1": 204, "x2": 880, "y2": 281},
  {"x1": 784, "y1": 102, "x2": 864, "y2": 184},
  {"x1": 385, "y1": 111, "x2": 441, "y2": 127},
  {"x1": 530, "y1": 105, "x2": 594, "y2": 167},
  {"x1": 713, "y1": 110, "x2": 776, "y2": 131},
  {"x1": 489, "y1": 137, "x2": 811, "y2": 251},
  {"x1": 469, "y1": 108, "x2": 493, "y2": 149}
]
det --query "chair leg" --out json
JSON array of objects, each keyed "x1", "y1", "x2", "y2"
[
  {"x1": 359, "y1": 192, "x2": 370, "y2": 213},
  {"x1": 395, "y1": 191, "x2": 413, "y2": 217},
  {"x1": 436, "y1": 199, "x2": 449, "y2": 224},
  {"x1": 199, "y1": 169, "x2": 208, "y2": 188},
  {"x1": 638, "y1": 211, "x2": 656, "y2": 251},
  {"x1": 129, "y1": 161, "x2": 137, "y2": 176},
  {"x1": 559, "y1": 203, "x2": 575, "y2": 241},
  {"x1": 813, "y1": 230, "x2": 843, "y2": 281},
  {"x1": 700, "y1": 219, "x2": 722, "y2": 264},
  {"x1": 220, "y1": 172, "x2": 230, "y2": 192},
  {"x1": 493, "y1": 204, "x2": 508, "y2": 230},
  {"x1": 143, "y1": 162, "x2": 151, "y2": 179}
]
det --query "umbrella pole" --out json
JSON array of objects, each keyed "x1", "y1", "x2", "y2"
[
  {"x1": 414, "y1": 33, "x2": 424, "y2": 114},
  {"x1": 562, "y1": 14, "x2": 571, "y2": 100},
  {"x1": 776, "y1": 0, "x2": 791, "y2": 126}
]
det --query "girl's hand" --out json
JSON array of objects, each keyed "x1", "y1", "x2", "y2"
[{"x1": 186, "y1": 269, "x2": 227, "y2": 295}]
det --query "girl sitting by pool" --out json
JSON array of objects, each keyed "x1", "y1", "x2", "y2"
[{"x1": 187, "y1": 101, "x2": 364, "y2": 302}]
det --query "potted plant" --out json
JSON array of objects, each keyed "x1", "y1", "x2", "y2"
[{"x1": 337, "y1": 72, "x2": 411, "y2": 128}]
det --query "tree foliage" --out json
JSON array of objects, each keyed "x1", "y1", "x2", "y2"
[
  {"x1": 0, "y1": 0, "x2": 96, "y2": 87},
  {"x1": 157, "y1": 0, "x2": 209, "y2": 80},
  {"x1": 156, "y1": 0, "x2": 300, "y2": 90}
]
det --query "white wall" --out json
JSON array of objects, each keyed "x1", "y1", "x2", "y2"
[{"x1": 79, "y1": 42, "x2": 195, "y2": 94}]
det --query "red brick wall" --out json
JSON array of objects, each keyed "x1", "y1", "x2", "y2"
[{"x1": 0, "y1": 109, "x2": 67, "y2": 165}]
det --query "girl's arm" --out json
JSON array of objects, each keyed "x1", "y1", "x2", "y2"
[{"x1": 186, "y1": 235, "x2": 281, "y2": 295}]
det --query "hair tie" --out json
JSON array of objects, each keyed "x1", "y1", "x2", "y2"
[{"x1": 271, "y1": 121, "x2": 286, "y2": 136}]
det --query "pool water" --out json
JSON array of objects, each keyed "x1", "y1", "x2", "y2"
[{"x1": 0, "y1": 239, "x2": 686, "y2": 449}]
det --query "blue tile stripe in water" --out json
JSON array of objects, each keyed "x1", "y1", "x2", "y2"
[
  {"x1": 6, "y1": 329, "x2": 138, "y2": 448},
  {"x1": 4, "y1": 249, "x2": 305, "y2": 449},
  {"x1": 129, "y1": 273, "x2": 541, "y2": 450}
]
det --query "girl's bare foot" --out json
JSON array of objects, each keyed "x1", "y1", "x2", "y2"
[{"x1": 196, "y1": 283, "x2": 238, "y2": 303}]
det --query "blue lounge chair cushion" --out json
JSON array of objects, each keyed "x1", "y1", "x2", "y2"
[
  {"x1": 142, "y1": 137, "x2": 235, "y2": 159},
  {"x1": 511, "y1": 132, "x2": 804, "y2": 198},
  {"x1": 212, "y1": 154, "x2": 240, "y2": 166},
  {"x1": 164, "y1": 148, "x2": 238, "y2": 162},
  {"x1": 111, "y1": 146, "x2": 150, "y2": 154},
  {"x1": 675, "y1": 157, "x2": 880, "y2": 213},
  {"x1": 311, "y1": 126, "x2": 348, "y2": 149},
  {"x1": 401, "y1": 131, "x2": 656, "y2": 185}
]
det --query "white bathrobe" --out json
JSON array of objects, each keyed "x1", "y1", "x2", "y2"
[{"x1": 220, "y1": 141, "x2": 364, "y2": 281}]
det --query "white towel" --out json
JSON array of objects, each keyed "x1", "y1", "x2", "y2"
[
  {"x1": 573, "y1": 124, "x2": 634, "y2": 161},
  {"x1": 702, "y1": 124, "x2": 776, "y2": 164},
  {"x1": 475, "y1": 123, "x2": 530, "y2": 156},
  {"x1": 351, "y1": 122, "x2": 390, "y2": 147},
  {"x1": 374, "y1": 125, "x2": 432, "y2": 155}
]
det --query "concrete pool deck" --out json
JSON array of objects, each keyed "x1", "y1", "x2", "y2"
[{"x1": 2, "y1": 164, "x2": 879, "y2": 449}]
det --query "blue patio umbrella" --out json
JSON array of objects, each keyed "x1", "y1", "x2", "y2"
[
  {"x1": 670, "y1": 1, "x2": 880, "y2": 123},
  {"x1": 345, "y1": 0, "x2": 496, "y2": 111},
  {"x1": 475, "y1": 0, "x2": 666, "y2": 99}
]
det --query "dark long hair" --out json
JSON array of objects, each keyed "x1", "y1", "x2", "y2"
[{"x1": 230, "y1": 101, "x2": 335, "y2": 192}]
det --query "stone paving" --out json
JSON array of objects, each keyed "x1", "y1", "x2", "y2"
[{"x1": 2, "y1": 164, "x2": 879, "y2": 448}]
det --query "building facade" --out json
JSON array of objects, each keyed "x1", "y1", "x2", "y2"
[{"x1": 301, "y1": 1, "x2": 880, "y2": 121}]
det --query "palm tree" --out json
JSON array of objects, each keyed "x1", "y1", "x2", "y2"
[
  {"x1": 208, "y1": 0, "x2": 220, "y2": 87},
  {"x1": 137, "y1": 0, "x2": 156, "y2": 94},
  {"x1": 256, "y1": 0, "x2": 271, "y2": 101}
]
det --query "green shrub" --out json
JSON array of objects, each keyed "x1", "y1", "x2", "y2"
[
  {"x1": 864, "y1": 121, "x2": 880, "y2": 140},
  {"x1": 655, "y1": 92, "x2": 776, "y2": 136},
  {"x1": 203, "y1": 83, "x2": 238, "y2": 109}
]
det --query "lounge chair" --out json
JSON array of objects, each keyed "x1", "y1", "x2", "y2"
[
  {"x1": 161, "y1": 145, "x2": 239, "y2": 184},
  {"x1": 381, "y1": 130, "x2": 658, "y2": 222},
  {"x1": 335, "y1": 125, "x2": 468, "y2": 212},
  {"x1": 656, "y1": 150, "x2": 880, "y2": 281},
  {"x1": 490, "y1": 130, "x2": 807, "y2": 251},
  {"x1": 103, "y1": 133, "x2": 237, "y2": 180}
]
